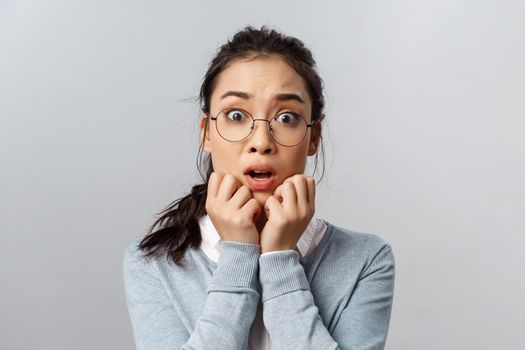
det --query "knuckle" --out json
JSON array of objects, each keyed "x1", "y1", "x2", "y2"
[
  {"x1": 213, "y1": 172, "x2": 223, "y2": 182},
  {"x1": 284, "y1": 181, "x2": 294, "y2": 190},
  {"x1": 205, "y1": 201, "x2": 214, "y2": 213},
  {"x1": 240, "y1": 185, "x2": 250, "y2": 195},
  {"x1": 296, "y1": 174, "x2": 306, "y2": 183},
  {"x1": 224, "y1": 173, "x2": 236, "y2": 183}
]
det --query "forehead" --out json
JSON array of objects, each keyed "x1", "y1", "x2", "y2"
[{"x1": 210, "y1": 55, "x2": 311, "y2": 106}]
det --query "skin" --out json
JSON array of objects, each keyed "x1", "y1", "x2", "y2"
[{"x1": 201, "y1": 55, "x2": 322, "y2": 253}]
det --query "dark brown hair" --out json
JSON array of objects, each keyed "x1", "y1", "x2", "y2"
[{"x1": 138, "y1": 26, "x2": 326, "y2": 266}]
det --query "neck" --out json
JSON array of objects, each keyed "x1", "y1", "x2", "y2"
[{"x1": 255, "y1": 211, "x2": 268, "y2": 233}]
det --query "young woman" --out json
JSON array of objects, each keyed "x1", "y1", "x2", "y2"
[{"x1": 124, "y1": 26, "x2": 395, "y2": 350}]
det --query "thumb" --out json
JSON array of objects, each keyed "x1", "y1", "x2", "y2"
[
  {"x1": 264, "y1": 195, "x2": 281, "y2": 217},
  {"x1": 264, "y1": 196, "x2": 272, "y2": 214}
]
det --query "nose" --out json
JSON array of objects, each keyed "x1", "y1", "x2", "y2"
[{"x1": 247, "y1": 119, "x2": 276, "y2": 154}]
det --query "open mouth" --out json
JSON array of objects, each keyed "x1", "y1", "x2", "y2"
[
  {"x1": 248, "y1": 170, "x2": 273, "y2": 180},
  {"x1": 243, "y1": 165, "x2": 276, "y2": 190}
]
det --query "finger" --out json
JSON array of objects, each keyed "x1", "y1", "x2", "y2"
[
  {"x1": 306, "y1": 176, "x2": 316, "y2": 207},
  {"x1": 216, "y1": 174, "x2": 240, "y2": 201},
  {"x1": 207, "y1": 172, "x2": 223, "y2": 198},
  {"x1": 288, "y1": 175, "x2": 308, "y2": 212},
  {"x1": 279, "y1": 180, "x2": 297, "y2": 211},
  {"x1": 264, "y1": 195, "x2": 284, "y2": 218},
  {"x1": 273, "y1": 184, "x2": 284, "y2": 203},
  {"x1": 230, "y1": 185, "x2": 253, "y2": 209},
  {"x1": 239, "y1": 198, "x2": 262, "y2": 222}
]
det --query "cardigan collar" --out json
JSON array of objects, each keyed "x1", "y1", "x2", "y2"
[{"x1": 198, "y1": 214, "x2": 325, "y2": 262}]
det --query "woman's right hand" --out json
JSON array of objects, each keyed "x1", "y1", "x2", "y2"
[{"x1": 205, "y1": 172, "x2": 261, "y2": 244}]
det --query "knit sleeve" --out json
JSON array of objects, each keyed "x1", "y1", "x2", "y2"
[
  {"x1": 123, "y1": 240, "x2": 261, "y2": 350},
  {"x1": 258, "y1": 245, "x2": 395, "y2": 350}
]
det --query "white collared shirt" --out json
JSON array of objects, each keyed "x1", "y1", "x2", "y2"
[{"x1": 198, "y1": 215, "x2": 327, "y2": 350}]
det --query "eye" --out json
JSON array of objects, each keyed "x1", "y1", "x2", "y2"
[
  {"x1": 225, "y1": 109, "x2": 248, "y2": 123},
  {"x1": 275, "y1": 112, "x2": 300, "y2": 126}
]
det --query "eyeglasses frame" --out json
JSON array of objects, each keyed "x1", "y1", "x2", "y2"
[{"x1": 207, "y1": 107, "x2": 317, "y2": 147}]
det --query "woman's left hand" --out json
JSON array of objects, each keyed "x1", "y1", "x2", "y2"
[{"x1": 260, "y1": 174, "x2": 316, "y2": 254}]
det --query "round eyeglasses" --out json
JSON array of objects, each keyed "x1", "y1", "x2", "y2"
[{"x1": 208, "y1": 108, "x2": 316, "y2": 147}]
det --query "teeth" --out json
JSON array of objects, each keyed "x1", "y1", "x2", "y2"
[{"x1": 249, "y1": 170, "x2": 272, "y2": 180}]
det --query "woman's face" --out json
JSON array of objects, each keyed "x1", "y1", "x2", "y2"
[{"x1": 201, "y1": 55, "x2": 320, "y2": 207}]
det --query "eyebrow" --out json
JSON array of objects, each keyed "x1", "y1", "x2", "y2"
[
  {"x1": 220, "y1": 91, "x2": 252, "y2": 99},
  {"x1": 274, "y1": 93, "x2": 305, "y2": 104},
  {"x1": 220, "y1": 91, "x2": 305, "y2": 104}
]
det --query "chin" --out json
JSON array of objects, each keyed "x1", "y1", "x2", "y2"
[{"x1": 252, "y1": 191, "x2": 271, "y2": 207}]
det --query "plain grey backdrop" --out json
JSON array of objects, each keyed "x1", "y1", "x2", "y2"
[{"x1": 1, "y1": 0, "x2": 524, "y2": 349}]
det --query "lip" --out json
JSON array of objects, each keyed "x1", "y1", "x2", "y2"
[{"x1": 243, "y1": 163, "x2": 276, "y2": 191}]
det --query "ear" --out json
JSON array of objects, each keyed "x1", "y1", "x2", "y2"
[
  {"x1": 308, "y1": 121, "x2": 322, "y2": 156},
  {"x1": 200, "y1": 115, "x2": 212, "y2": 153}
]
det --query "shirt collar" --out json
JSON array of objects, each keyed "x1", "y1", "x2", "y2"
[
  {"x1": 199, "y1": 214, "x2": 322, "y2": 258},
  {"x1": 199, "y1": 214, "x2": 221, "y2": 250}
]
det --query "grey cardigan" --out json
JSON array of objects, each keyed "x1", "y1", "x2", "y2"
[{"x1": 123, "y1": 221, "x2": 395, "y2": 350}]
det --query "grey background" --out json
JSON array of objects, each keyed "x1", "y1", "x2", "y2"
[{"x1": 1, "y1": 0, "x2": 524, "y2": 349}]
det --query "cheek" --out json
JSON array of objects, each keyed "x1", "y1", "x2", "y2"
[
  {"x1": 210, "y1": 150, "x2": 232, "y2": 173},
  {"x1": 284, "y1": 147, "x2": 310, "y2": 174},
  {"x1": 208, "y1": 138, "x2": 241, "y2": 174},
  {"x1": 253, "y1": 191, "x2": 271, "y2": 207}
]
